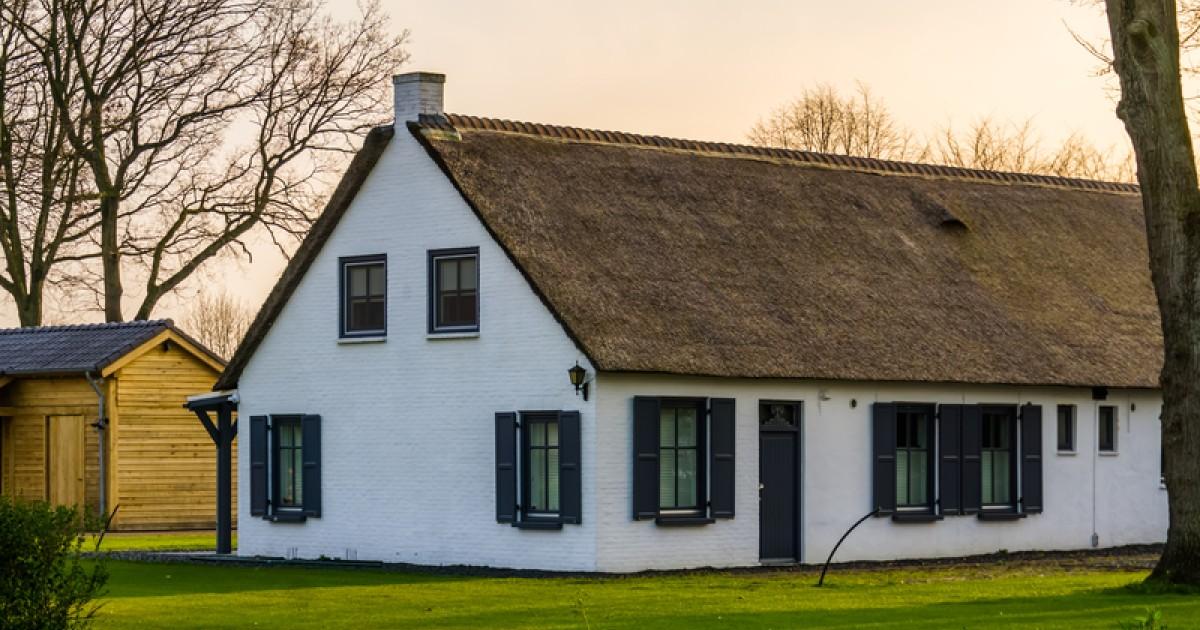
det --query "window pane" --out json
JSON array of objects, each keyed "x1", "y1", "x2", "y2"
[
  {"x1": 530, "y1": 448, "x2": 546, "y2": 510},
  {"x1": 677, "y1": 408, "x2": 697, "y2": 447},
  {"x1": 981, "y1": 451, "x2": 994, "y2": 504},
  {"x1": 992, "y1": 451, "x2": 1010, "y2": 503},
  {"x1": 1057, "y1": 406, "x2": 1073, "y2": 450},
  {"x1": 292, "y1": 446, "x2": 304, "y2": 505},
  {"x1": 439, "y1": 259, "x2": 458, "y2": 291},
  {"x1": 459, "y1": 257, "x2": 477, "y2": 290},
  {"x1": 367, "y1": 264, "x2": 385, "y2": 296},
  {"x1": 530, "y1": 422, "x2": 545, "y2": 447},
  {"x1": 659, "y1": 450, "x2": 677, "y2": 508},
  {"x1": 349, "y1": 266, "x2": 368, "y2": 297},
  {"x1": 677, "y1": 449, "x2": 697, "y2": 508},
  {"x1": 1100, "y1": 407, "x2": 1116, "y2": 451},
  {"x1": 350, "y1": 299, "x2": 384, "y2": 331},
  {"x1": 547, "y1": 448, "x2": 560, "y2": 512},
  {"x1": 896, "y1": 450, "x2": 909, "y2": 505},
  {"x1": 909, "y1": 450, "x2": 927, "y2": 504},
  {"x1": 913, "y1": 414, "x2": 927, "y2": 448},
  {"x1": 660, "y1": 409, "x2": 675, "y2": 447},
  {"x1": 546, "y1": 422, "x2": 558, "y2": 447}
]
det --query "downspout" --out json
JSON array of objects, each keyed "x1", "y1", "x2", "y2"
[{"x1": 85, "y1": 372, "x2": 107, "y2": 518}]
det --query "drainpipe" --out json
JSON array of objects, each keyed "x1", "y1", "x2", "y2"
[{"x1": 85, "y1": 372, "x2": 107, "y2": 518}]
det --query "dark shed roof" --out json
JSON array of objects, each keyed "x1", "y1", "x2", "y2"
[
  {"x1": 217, "y1": 115, "x2": 1163, "y2": 390},
  {"x1": 0, "y1": 320, "x2": 218, "y2": 376}
]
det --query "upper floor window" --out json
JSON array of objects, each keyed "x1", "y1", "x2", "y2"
[
  {"x1": 429, "y1": 247, "x2": 479, "y2": 333},
  {"x1": 340, "y1": 255, "x2": 386, "y2": 337},
  {"x1": 1099, "y1": 405, "x2": 1118, "y2": 453}
]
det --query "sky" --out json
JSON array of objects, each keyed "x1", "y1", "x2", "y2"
[{"x1": 7, "y1": 0, "x2": 1132, "y2": 326}]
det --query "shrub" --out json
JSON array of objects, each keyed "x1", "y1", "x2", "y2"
[{"x1": 0, "y1": 498, "x2": 108, "y2": 629}]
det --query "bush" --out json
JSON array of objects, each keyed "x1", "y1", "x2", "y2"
[{"x1": 0, "y1": 498, "x2": 107, "y2": 629}]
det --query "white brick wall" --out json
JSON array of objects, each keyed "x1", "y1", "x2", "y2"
[
  {"x1": 594, "y1": 374, "x2": 1167, "y2": 572},
  {"x1": 236, "y1": 107, "x2": 1167, "y2": 573},
  {"x1": 236, "y1": 123, "x2": 598, "y2": 571}
]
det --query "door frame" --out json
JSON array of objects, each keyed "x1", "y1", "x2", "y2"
[{"x1": 758, "y1": 400, "x2": 804, "y2": 563}]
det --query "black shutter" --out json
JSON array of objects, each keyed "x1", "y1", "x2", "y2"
[
  {"x1": 301, "y1": 414, "x2": 322, "y2": 517},
  {"x1": 939, "y1": 404, "x2": 964, "y2": 516},
  {"x1": 872, "y1": 403, "x2": 897, "y2": 515},
  {"x1": 709, "y1": 398, "x2": 736, "y2": 518},
  {"x1": 558, "y1": 411, "x2": 582, "y2": 524},
  {"x1": 495, "y1": 412, "x2": 518, "y2": 523},
  {"x1": 961, "y1": 405, "x2": 983, "y2": 514},
  {"x1": 1020, "y1": 404, "x2": 1044, "y2": 514},
  {"x1": 249, "y1": 415, "x2": 268, "y2": 517},
  {"x1": 632, "y1": 397, "x2": 660, "y2": 520}
]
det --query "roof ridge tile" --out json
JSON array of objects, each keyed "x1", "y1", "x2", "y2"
[{"x1": 422, "y1": 113, "x2": 1141, "y2": 195}]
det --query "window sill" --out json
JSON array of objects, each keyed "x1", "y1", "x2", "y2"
[
  {"x1": 338, "y1": 336, "x2": 386, "y2": 344},
  {"x1": 977, "y1": 511, "x2": 1024, "y2": 522},
  {"x1": 891, "y1": 512, "x2": 942, "y2": 523},
  {"x1": 1099, "y1": 451, "x2": 1119, "y2": 457},
  {"x1": 655, "y1": 516, "x2": 716, "y2": 527},
  {"x1": 426, "y1": 331, "x2": 479, "y2": 340},
  {"x1": 266, "y1": 511, "x2": 307, "y2": 523},
  {"x1": 513, "y1": 520, "x2": 563, "y2": 530},
  {"x1": 1056, "y1": 450, "x2": 1077, "y2": 456}
]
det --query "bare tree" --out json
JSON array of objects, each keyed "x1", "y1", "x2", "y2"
[
  {"x1": 1106, "y1": 0, "x2": 1200, "y2": 585},
  {"x1": 0, "y1": 1, "x2": 97, "y2": 326},
  {"x1": 750, "y1": 83, "x2": 1133, "y2": 181},
  {"x1": 929, "y1": 118, "x2": 1135, "y2": 180},
  {"x1": 2, "y1": 0, "x2": 409, "y2": 322},
  {"x1": 180, "y1": 290, "x2": 252, "y2": 360},
  {"x1": 748, "y1": 83, "x2": 920, "y2": 160}
]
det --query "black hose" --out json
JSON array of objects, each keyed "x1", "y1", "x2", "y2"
[{"x1": 816, "y1": 508, "x2": 880, "y2": 587}]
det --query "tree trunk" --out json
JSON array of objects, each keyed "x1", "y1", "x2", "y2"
[
  {"x1": 100, "y1": 194, "x2": 122, "y2": 322},
  {"x1": 1106, "y1": 0, "x2": 1200, "y2": 584},
  {"x1": 15, "y1": 292, "x2": 41, "y2": 327}
]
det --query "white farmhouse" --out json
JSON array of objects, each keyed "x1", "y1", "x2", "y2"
[{"x1": 212, "y1": 72, "x2": 1167, "y2": 572}]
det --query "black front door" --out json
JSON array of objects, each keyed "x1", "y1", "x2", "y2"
[{"x1": 759, "y1": 401, "x2": 802, "y2": 562}]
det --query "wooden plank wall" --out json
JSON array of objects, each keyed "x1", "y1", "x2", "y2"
[
  {"x1": 0, "y1": 378, "x2": 101, "y2": 511},
  {"x1": 113, "y1": 340, "x2": 233, "y2": 530}
]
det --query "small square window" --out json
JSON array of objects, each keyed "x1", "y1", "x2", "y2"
[
  {"x1": 1056, "y1": 405, "x2": 1076, "y2": 452},
  {"x1": 1099, "y1": 406, "x2": 1118, "y2": 453},
  {"x1": 428, "y1": 247, "x2": 479, "y2": 333},
  {"x1": 340, "y1": 255, "x2": 386, "y2": 337}
]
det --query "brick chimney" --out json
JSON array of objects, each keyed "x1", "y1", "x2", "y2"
[{"x1": 393, "y1": 72, "x2": 445, "y2": 126}]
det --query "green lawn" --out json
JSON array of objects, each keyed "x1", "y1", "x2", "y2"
[
  {"x1": 91, "y1": 559, "x2": 1200, "y2": 629},
  {"x1": 87, "y1": 531, "x2": 233, "y2": 553}
]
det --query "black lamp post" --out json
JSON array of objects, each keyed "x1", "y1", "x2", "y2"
[{"x1": 568, "y1": 362, "x2": 589, "y2": 401}]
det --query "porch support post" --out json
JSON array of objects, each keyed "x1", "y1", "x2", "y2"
[{"x1": 215, "y1": 402, "x2": 234, "y2": 555}]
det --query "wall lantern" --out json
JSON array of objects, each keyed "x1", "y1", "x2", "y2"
[{"x1": 568, "y1": 362, "x2": 589, "y2": 401}]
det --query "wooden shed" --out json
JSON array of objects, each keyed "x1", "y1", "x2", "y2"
[{"x1": 0, "y1": 320, "x2": 234, "y2": 530}]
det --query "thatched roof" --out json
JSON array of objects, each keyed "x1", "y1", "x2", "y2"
[{"x1": 218, "y1": 114, "x2": 1163, "y2": 390}]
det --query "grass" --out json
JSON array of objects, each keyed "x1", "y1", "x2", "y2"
[
  {"x1": 90, "y1": 558, "x2": 1200, "y2": 628},
  {"x1": 86, "y1": 531, "x2": 234, "y2": 553}
]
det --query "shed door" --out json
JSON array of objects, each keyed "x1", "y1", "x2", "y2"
[{"x1": 48, "y1": 415, "x2": 86, "y2": 508}]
